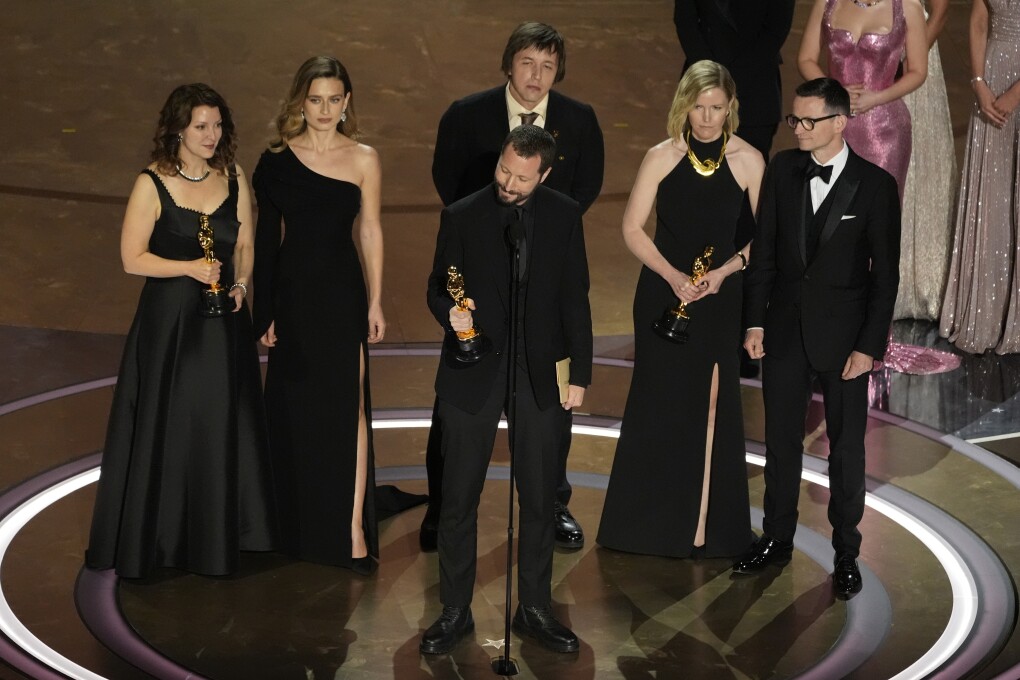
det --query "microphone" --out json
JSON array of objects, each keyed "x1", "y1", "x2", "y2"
[{"x1": 505, "y1": 219, "x2": 525, "y2": 251}]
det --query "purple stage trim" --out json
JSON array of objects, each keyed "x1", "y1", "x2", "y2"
[{"x1": 75, "y1": 568, "x2": 212, "y2": 680}]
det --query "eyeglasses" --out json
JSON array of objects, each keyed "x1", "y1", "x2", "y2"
[{"x1": 785, "y1": 113, "x2": 843, "y2": 131}]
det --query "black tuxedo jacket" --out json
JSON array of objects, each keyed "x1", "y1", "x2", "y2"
[
  {"x1": 744, "y1": 146, "x2": 900, "y2": 371},
  {"x1": 427, "y1": 184, "x2": 593, "y2": 414},
  {"x1": 431, "y1": 86, "x2": 604, "y2": 213},
  {"x1": 674, "y1": 0, "x2": 795, "y2": 126}
]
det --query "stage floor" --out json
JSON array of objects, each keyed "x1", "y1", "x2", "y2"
[{"x1": 2, "y1": 1, "x2": 1019, "y2": 678}]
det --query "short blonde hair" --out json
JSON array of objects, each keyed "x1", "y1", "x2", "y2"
[{"x1": 666, "y1": 60, "x2": 739, "y2": 142}]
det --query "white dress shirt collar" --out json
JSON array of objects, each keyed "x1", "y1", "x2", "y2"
[
  {"x1": 506, "y1": 83, "x2": 549, "y2": 129},
  {"x1": 809, "y1": 140, "x2": 849, "y2": 211}
]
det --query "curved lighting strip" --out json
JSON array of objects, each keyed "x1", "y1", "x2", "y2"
[
  {"x1": 0, "y1": 390, "x2": 997, "y2": 680},
  {"x1": 0, "y1": 468, "x2": 104, "y2": 680},
  {"x1": 741, "y1": 452, "x2": 978, "y2": 680}
]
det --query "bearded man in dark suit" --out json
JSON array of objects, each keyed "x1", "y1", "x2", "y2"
[
  {"x1": 734, "y1": 78, "x2": 900, "y2": 600},
  {"x1": 419, "y1": 125, "x2": 592, "y2": 655},
  {"x1": 421, "y1": 21, "x2": 604, "y2": 554}
]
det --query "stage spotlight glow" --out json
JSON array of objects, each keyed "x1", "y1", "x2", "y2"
[{"x1": 0, "y1": 418, "x2": 982, "y2": 680}]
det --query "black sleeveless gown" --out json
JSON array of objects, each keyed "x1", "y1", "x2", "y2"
[
  {"x1": 252, "y1": 147, "x2": 381, "y2": 567},
  {"x1": 87, "y1": 169, "x2": 278, "y2": 578},
  {"x1": 597, "y1": 136, "x2": 752, "y2": 558}
]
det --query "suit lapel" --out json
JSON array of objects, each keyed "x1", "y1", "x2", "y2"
[
  {"x1": 487, "y1": 86, "x2": 511, "y2": 137},
  {"x1": 815, "y1": 154, "x2": 861, "y2": 256},
  {"x1": 479, "y1": 191, "x2": 510, "y2": 313},
  {"x1": 715, "y1": 0, "x2": 737, "y2": 30},
  {"x1": 544, "y1": 91, "x2": 562, "y2": 146},
  {"x1": 791, "y1": 154, "x2": 811, "y2": 268}
]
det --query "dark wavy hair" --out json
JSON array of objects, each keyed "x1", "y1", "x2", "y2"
[
  {"x1": 270, "y1": 56, "x2": 358, "y2": 151},
  {"x1": 151, "y1": 83, "x2": 237, "y2": 176},
  {"x1": 501, "y1": 22, "x2": 566, "y2": 83},
  {"x1": 795, "y1": 77, "x2": 852, "y2": 116},
  {"x1": 502, "y1": 124, "x2": 557, "y2": 173}
]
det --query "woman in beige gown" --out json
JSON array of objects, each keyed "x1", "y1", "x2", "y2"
[
  {"x1": 940, "y1": 0, "x2": 1020, "y2": 354},
  {"x1": 896, "y1": 0, "x2": 956, "y2": 321}
]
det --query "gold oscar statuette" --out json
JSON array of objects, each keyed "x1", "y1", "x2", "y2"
[
  {"x1": 445, "y1": 265, "x2": 492, "y2": 363},
  {"x1": 652, "y1": 245, "x2": 714, "y2": 344},
  {"x1": 197, "y1": 214, "x2": 229, "y2": 318}
]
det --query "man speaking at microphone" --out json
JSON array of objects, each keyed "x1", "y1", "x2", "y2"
[{"x1": 420, "y1": 124, "x2": 593, "y2": 655}]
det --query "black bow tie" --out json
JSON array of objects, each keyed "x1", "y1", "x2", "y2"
[{"x1": 805, "y1": 163, "x2": 834, "y2": 183}]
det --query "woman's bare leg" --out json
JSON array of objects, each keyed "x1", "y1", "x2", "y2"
[
  {"x1": 694, "y1": 363, "x2": 720, "y2": 548},
  {"x1": 351, "y1": 346, "x2": 369, "y2": 559}
]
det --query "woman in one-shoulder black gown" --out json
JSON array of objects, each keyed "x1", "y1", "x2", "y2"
[
  {"x1": 253, "y1": 57, "x2": 387, "y2": 573},
  {"x1": 598, "y1": 62, "x2": 763, "y2": 558},
  {"x1": 87, "y1": 84, "x2": 277, "y2": 579}
]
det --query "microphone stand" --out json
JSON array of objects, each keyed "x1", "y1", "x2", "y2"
[{"x1": 492, "y1": 219, "x2": 524, "y2": 677}]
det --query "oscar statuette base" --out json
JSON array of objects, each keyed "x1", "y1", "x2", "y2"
[{"x1": 200, "y1": 288, "x2": 230, "y2": 318}]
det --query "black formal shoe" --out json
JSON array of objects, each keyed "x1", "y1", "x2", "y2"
[
  {"x1": 554, "y1": 502, "x2": 584, "y2": 549},
  {"x1": 420, "y1": 606, "x2": 474, "y2": 655},
  {"x1": 512, "y1": 605, "x2": 579, "y2": 653},
  {"x1": 351, "y1": 555, "x2": 377, "y2": 576},
  {"x1": 419, "y1": 509, "x2": 439, "y2": 553},
  {"x1": 739, "y1": 357, "x2": 760, "y2": 379},
  {"x1": 419, "y1": 522, "x2": 438, "y2": 553},
  {"x1": 833, "y1": 554, "x2": 863, "y2": 599},
  {"x1": 731, "y1": 535, "x2": 793, "y2": 574}
]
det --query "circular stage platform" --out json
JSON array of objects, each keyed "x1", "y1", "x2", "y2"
[{"x1": 1, "y1": 352, "x2": 1018, "y2": 679}]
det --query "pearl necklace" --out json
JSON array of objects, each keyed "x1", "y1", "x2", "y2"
[
  {"x1": 850, "y1": 0, "x2": 883, "y2": 8},
  {"x1": 685, "y1": 130, "x2": 728, "y2": 178},
  {"x1": 176, "y1": 162, "x2": 211, "y2": 182}
]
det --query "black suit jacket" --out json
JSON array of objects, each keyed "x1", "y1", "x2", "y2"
[
  {"x1": 744, "y1": 146, "x2": 900, "y2": 371},
  {"x1": 431, "y1": 86, "x2": 604, "y2": 213},
  {"x1": 674, "y1": 0, "x2": 795, "y2": 126},
  {"x1": 427, "y1": 184, "x2": 593, "y2": 413}
]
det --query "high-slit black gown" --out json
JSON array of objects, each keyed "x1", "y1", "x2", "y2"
[
  {"x1": 597, "y1": 136, "x2": 752, "y2": 558},
  {"x1": 87, "y1": 169, "x2": 278, "y2": 578},
  {"x1": 252, "y1": 147, "x2": 380, "y2": 567}
]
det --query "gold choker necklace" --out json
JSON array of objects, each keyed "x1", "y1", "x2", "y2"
[{"x1": 686, "y1": 131, "x2": 727, "y2": 177}]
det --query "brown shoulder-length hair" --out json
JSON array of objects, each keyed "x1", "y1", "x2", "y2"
[
  {"x1": 500, "y1": 22, "x2": 566, "y2": 83},
  {"x1": 270, "y1": 56, "x2": 359, "y2": 151},
  {"x1": 666, "y1": 60, "x2": 740, "y2": 142},
  {"x1": 151, "y1": 83, "x2": 237, "y2": 176}
]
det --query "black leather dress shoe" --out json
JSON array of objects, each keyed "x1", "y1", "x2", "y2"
[
  {"x1": 512, "y1": 605, "x2": 579, "y2": 653},
  {"x1": 419, "y1": 521, "x2": 438, "y2": 553},
  {"x1": 420, "y1": 606, "x2": 474, "y2": 655},
  {"x1": 554, "y1": 502, "x2": 584, "y2": 549},
  {"x1": 419, "y1": 507, "x2": 439, "y2": 553},
  {"x1": 731, "y1": 535, "x2": 793, "y2": 574},
  {"x1": 833, "y1": 554, "x2": 863, "y2": 599}
]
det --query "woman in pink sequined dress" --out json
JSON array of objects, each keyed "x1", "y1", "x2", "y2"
[{"x1": 799, "y1": 0, "x2": 960, "y2": 374}]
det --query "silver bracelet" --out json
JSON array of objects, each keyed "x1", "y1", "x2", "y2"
[
  {"x1": 230, "y1": 282, "x2": 248, "y2": 298},
  {"x1": 971, "y1": 76, "x2": 985, "y2": 85}
]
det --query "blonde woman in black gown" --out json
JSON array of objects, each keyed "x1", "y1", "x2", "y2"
[
  {"x1": 87, "y1": 84, "x2": 276, "y2": 578},
  {"x1": 597, "y1": 61, "x2": 763, "y2": 558},
  {"x1": 253, "y1": 57, "x2": 384, "y2": 573}
]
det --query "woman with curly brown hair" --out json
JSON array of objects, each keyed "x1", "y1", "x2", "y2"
[
  {"x1": 86, "y1": 83, "x2": 277, "y2": 578},
  {"x1": 252, "y1": 56, "x2": 385, "y2": 574}
]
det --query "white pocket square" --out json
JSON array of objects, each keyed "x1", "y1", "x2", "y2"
[{"x1": 841, "y1": 215, "x2": 856, "y2": 220}]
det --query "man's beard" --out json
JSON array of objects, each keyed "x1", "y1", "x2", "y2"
[{"x1": 495, "y1": 182, "x2": 529, "y2": 206}]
